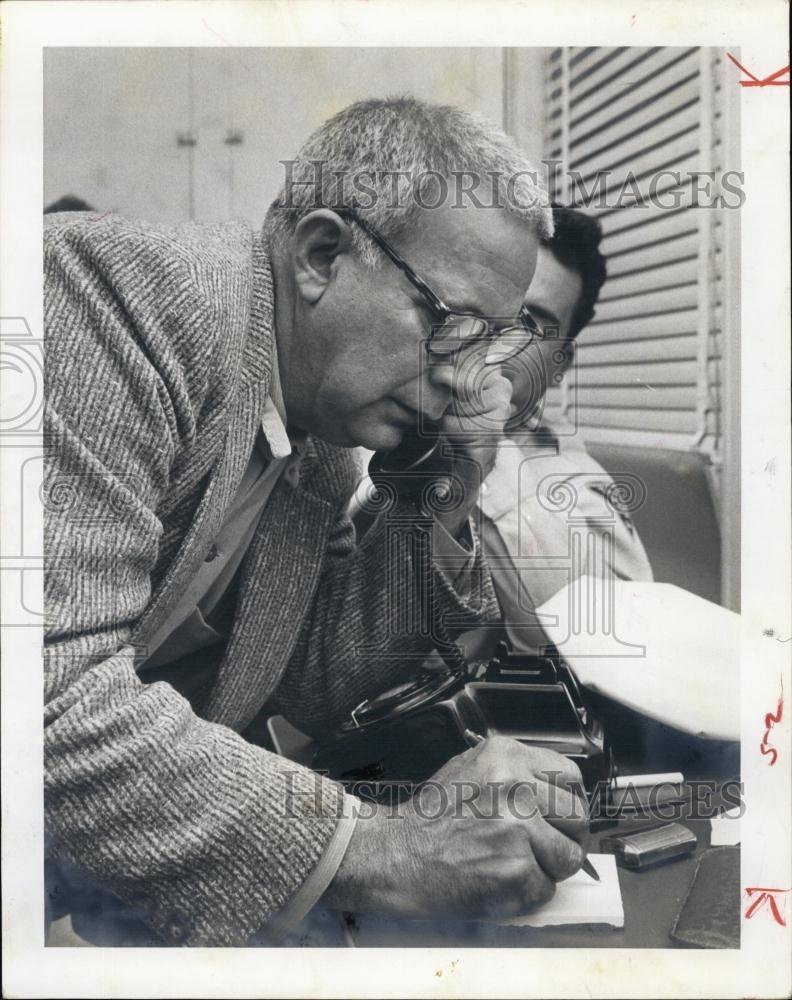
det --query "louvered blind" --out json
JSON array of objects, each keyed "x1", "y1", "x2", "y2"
[{"x1": 541, "y1": 47, "x2": 730, "y2": 458}]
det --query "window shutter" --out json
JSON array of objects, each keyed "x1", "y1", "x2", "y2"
[{"x1": 541, "y1": 47, "x2": 731, "y2": 461}]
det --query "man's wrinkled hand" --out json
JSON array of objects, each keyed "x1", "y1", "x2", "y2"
[
  {"x1": 433, "y1": 365, "x2": 511, "y2": 536},
  {"x1": 322, "y1": 736, "x2": 589, "y2": 921}
]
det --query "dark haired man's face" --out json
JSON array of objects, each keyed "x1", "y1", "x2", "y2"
[{"x1": 503, "y1": 246, "x2": 583, "y2": 427}]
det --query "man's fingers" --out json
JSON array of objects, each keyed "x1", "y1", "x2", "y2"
[
  {"x1": 516, "y1": 858, "x2": 557, "y2": 914},
  {"x1": 520, "y1": 746, "x2": 586, "y2": 797},
  {"x1": 476, "y1": 736, "x2": 584, "y2": 788},
  {"x1": 444, "y1": 369, "x2": 512, "y2": 427},
  {"x1": 531, "y1": 777, "x2": 590, "y2": 843},
  {"x1": 431, "y1": 737, "x2": 591, "y2": 849},
  {"x1": 473, "y1": 738, "x2": 588, "y2": 825},
  {"x1": 479, "y1": 854, "x2": 556, "y2": 920},
  {"x1": 507, "y1": 774, "x2": 589, "y2": 846},
  {"x1": 526, "y1": 815, "x2": 586, "y2": 882}
]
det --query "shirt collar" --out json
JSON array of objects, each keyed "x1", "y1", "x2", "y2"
[
  {"x1": 260, "y1": 339, "x2": 306, "y2": 460},
  {"x1": 504, "y1": 412, "x2": 559, "y2": 449}
]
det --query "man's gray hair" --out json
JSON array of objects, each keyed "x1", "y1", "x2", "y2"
[{"x1": 266, "y1": 96, "x2": 553, "y2": 267}]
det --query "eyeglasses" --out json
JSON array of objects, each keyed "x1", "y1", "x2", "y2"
[{"x1": 335, "y1": 208, "x2": 543, "y2": 365}]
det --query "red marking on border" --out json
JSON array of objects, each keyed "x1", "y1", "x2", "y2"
[
  {"x1": 760, "y1": 675, "x2": 784, "y2": 766},
  {"x1": 91, "y1": 211, "x2": 111, "y2": 223},
  {"x1": 726, "y1": 53, "x2": 790, "y2": 87},
  {"x1": 744, "y1": 888, "x2": 790, "y2": 926}
]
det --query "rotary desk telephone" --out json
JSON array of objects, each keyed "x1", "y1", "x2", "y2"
[{"x1": 312, "y1": 424, "x2": 610, "y2": 801}]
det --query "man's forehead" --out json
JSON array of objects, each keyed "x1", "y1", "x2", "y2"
[
  {"x1": 403, "y1": 201, "x2": 539, "y2": 308},
  {"x1": 525, "y1": 247, "x2": 583, "y2": 335},
  {"x1": 526, "y1": 247, "x2": 582, "y2": 305}
]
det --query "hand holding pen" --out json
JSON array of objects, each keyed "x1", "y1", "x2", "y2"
[
  {"x1": 326, "y1": 729, "x2": 594, "y2": 920},
  {"x1": 463, "y1": 728, "x2": 600, "y2": 883}
]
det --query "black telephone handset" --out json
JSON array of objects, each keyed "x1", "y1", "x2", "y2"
[
  {"x1": 367, "y1": 420, "x2": 458, "y2": 507},
  {"x1": 367, "y1": 420, "x2": 468, "y2": 675}
]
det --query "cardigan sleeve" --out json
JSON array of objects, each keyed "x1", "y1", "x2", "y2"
[{"x1": 43, "y1": 215, "x2": 356, "y2": 946}]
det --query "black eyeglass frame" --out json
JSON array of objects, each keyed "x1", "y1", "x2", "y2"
[{"x1": 334, "y1": 208, "x2": 544, "y2": 363}]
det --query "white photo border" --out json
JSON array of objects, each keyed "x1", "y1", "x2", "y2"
[{"x1": 1, "y1": 2, "x2": 790, "y2": 997}]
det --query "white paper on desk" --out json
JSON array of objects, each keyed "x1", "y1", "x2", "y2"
[
  {"x1": 710, "y1": 805, "x2": 742, "y2": 845},
  {"x1": 536, "y1": 578, "x2": 740, "y2": 741},
  {"x1": 492, "y1": 854, "x2": 624, "y2": 928}
]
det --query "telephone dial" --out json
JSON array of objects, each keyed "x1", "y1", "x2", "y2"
[{"x1": 312, "y1": 425, "x2": 610, "y2": 801}]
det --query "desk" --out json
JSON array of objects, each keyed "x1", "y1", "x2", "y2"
[
  {"x1": 270, "y1": 701, "x2": 741, "y2": 949},
  {"x1": 337, "y1": 814, "x2": 736, "y2": 948}
]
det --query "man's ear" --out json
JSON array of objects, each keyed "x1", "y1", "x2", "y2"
[{"x1": 292, "y1": 210, "x2": 353, "y2": 304}]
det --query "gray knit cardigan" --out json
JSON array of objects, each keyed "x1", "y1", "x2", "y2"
[{"x1": 42, "y1": 213, "x2": 497, "y2": 946}]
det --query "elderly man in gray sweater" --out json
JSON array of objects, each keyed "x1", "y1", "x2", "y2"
[{"x1": 44, "y1": 97, "x2": 588, "y2": 946}]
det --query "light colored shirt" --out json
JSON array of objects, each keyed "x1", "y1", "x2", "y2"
[{"x1": 476, "y1": 418, "x2": 653, "y2": 654}]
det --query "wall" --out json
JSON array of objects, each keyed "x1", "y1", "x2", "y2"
[
  {"x1": 44, "y1": 47, "x2": 512, "y2": 224},
  {"x1": 43, "y1": 46, "x2": 738, "y2": 604}
]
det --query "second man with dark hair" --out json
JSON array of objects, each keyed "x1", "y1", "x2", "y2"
[{"x1": 473, "y1": 206, "x2": 653, "y2": 655}]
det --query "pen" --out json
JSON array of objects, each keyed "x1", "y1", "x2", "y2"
[
  {"x1": 581, "y1": 858, "x2": 601, "y2": 882},
  {"x1": 462, "y1": 728, "x2": 600, "y2": 883}
]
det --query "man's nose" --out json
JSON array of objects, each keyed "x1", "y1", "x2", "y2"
[
  {"x1": 425, "y1": 352, "x2": 457, "y2": 390},
  {"x1": 426, "y1": 343, "x2": 497, "y2": 399},
  {"x1": 418, "y1": 355, "x2": 456, "y2": 421}
]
